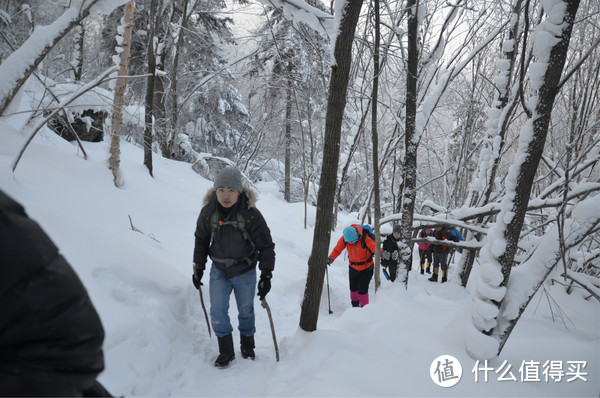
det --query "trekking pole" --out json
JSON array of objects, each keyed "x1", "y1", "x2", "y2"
[
  {"x1": 261, "y1": 298, "x2": 280, "y2": 362},
  {"x1": 198, "y1": 285, "x2": 212, "y2": 338},
  {"x1": 325, "y1": 263, "x2": 333, "y2": 314},
  {"x1": 382, "y1": 267, "x2": 391, "y2": 281}
]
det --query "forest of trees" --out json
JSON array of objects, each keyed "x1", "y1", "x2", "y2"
[{"x1": 0, "y1": 0, "x2": 598, "y2": 360}]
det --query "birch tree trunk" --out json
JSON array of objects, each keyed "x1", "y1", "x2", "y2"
[
  {"x1": 299, "y1": 0, "x2": 365, "y2": 332},
  {"x1": 109, "y1": 0, "x2": 135, "y2": 187}
]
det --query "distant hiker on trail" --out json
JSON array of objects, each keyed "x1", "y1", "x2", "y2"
[
  {"x1": 381, "y1": 224, "x2": 402, "y2": 282},
  {"x1": 0, "y1": 190, "x2": 111, "y2": 397},
  {"x1": 328, "y1": 224, "x2": 376, "y2": 307},
  {"x1": 428, "y1": 227, "x2": 458, "y2": 283},
  {"x1": 192, "y1": 166, "x2": 276, "y2": 368},
  {"x1": 444, "y1": 225, "x2": 464, "y2": 253},
  {"x1": 416, "y1": 228, "x2": 433, "y2": 275}
]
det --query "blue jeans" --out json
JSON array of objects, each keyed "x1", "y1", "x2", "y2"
[{"x1": 209, "y1": 265, "x2": 256, "y2": 338}]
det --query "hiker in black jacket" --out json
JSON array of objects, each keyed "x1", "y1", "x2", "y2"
[
  {"x1": 0, "y1": 190, "x2": 109, "y2": 396},
  {"x1": 192, "y1": 166, "x2": 275, "y2": 368},
  {"x1": 381, "y1": 224, "x2": 402, "y2": 281}
]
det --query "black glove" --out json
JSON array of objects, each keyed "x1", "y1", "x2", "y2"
[
  {"x1": 327, "y1": 256, "x2": 334, "y2": 265},
  {"x1": 257, "y1": 270, "x2": 272, "y2": 300},
  {"x1": 192, "y1": 264, "x2": 203, "y2": 289}
]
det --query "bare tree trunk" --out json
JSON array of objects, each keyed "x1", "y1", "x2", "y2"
[
  {"x1": 459, "y1": 0, "x2": 524, "y2": 287},
  {"x1": 371, "y1": 0, "x2": 382, "y2": 290},
  {"x1": 467, "y1": 0, "x2": 581, "y2": 359},
  {"x1": 109, "y1": 0, "x2": 135, "y2": 187},
  {"x1": 71, "y1": 22, "x2": 84, "y2": 81},
  {"x1": 299, "y1": 0, "x2": 364, "y2": 332},
  {"x1": 154, "y1": 44, "x2": 167, "y2": 157},
  {"x1": 165, "y1": 0, "x2": 192, "y2": 158},
  {"x1": 497, "y1": 198, "x2": 598, "y2": 355},
  {"x1": 495, "y1": 0, "x2": 579, "y2": 298},
  {"x1": 143, "y1": 0, "x2": 159, "y2": 177},
  {"x1": 285, "y1": 62, "x2": 293, "y2": 202},
  {"x1": 397, "y1": 0, "x2": 419, "y2": 287}
]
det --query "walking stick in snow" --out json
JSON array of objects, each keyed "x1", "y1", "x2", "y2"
[
  {"x1": 261, "y1": 298, "x2": 280, "y2": 362},
  {"x1": 325, "y1": 264, "x2": 333, "y2": 314},
  {"x1": 198, "y1": 286, "x2": 212, "y2": 338}
]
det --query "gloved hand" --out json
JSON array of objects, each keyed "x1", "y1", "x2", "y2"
[
  {"x1": 257, "y1": 270, "x2": 272, "y2": 300},
  {"x1": 327, "y1": 256, "x2": 334, "y2": 265},
  {"x1": 391, "y1": 251, "x2": 398, "y2": 261},
  {"x1": 382, "y1": 250, "x2": 390, "y2": 260},
  {"x1": 192, "y1": 264, "x2": 203, "y2": 289}
]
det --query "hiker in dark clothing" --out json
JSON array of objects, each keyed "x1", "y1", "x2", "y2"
[
  {"x1": 0, "y1": 190, "x2": 109, "y2": 397},
  {"x1": 381, "y1": 224, "x2": 401, "y2": 281},
  {"x1": 192, "y1": 166, "x2": 275, "y2": 368},
  {"x1": 428, "y1": 227, "x2": 458, "y2": 283}
]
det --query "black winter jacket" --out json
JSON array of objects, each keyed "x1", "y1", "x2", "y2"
[
  {"x1": 381, "y1": 234, "x2": 400, "y2": 266},
  {"x1": 193, "y1": 187, "x2": 275, "y2": 279},
  {"x1": 0, "y1": 190, "x2": 105, "y2": 396}
]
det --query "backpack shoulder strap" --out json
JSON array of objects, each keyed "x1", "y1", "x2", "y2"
[
  {"x1": 236, "y1": 212, "x2": 255, "y2": 251},
  {"x1": 210, "y1": 210, "x2": 220, "y2": 233},
  {"x1": 212, "y1": 210, "x2": 255, "y2": 251},
  {"x1": 361, "y1": 233, "x2": 374, "y2": 255}
]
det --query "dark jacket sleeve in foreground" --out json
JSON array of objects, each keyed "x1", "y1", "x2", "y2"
[
  {"x1": 0, "y1": 190, "x2": 105, "y2": 396},
  {"x1": 193, "y1": 202, "x2": 214, "y2": 271},
  {"x1": 246, "y1": 207, "x2": 275, "y2": 272}
]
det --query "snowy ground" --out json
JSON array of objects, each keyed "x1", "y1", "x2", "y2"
[{"x1": 1, "y1": 115, "x2": 598, "y2": 397}]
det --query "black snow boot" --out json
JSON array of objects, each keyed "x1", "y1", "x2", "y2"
[
  {"x1": 240, "y1": 334, "x2": 255, "y2": 360},
  {"x1": 214, "y1": 334, "x2": 235, "y2": 368},
  {"x1": 428, "y1": 273, "x2": 438, "y2": 282},
  {"x1": 351, "y1": 300, "x2": 360, "y2": 307}
]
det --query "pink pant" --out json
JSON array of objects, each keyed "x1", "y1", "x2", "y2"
[{"x1": 350, "y1": 291, "x2": 369, "y2": 307}]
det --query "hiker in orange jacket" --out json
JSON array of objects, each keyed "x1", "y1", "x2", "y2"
[{"x1": 328, "y1": 224, "x2": 376, "y2": 307}]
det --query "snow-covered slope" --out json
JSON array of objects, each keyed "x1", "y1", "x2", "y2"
[{"x1": 1, "y1": 119, "x2": 598, "y2": 397}]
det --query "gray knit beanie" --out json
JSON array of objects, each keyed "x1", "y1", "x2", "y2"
[
  {"x1": 214, "y1": 166, "x2": 243, "y2": 192},
  {"x1": 393, "y1": 224, "x2": 402, "y2": 234}
]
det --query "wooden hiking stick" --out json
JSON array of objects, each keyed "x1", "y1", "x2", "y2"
[
  {"x1": 198, "y1": 286, "x2": 211, "y2": 338},
  {"x1": 261, "y1": 298, "x2": 279, "y2": 362}
]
